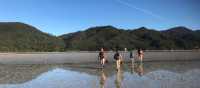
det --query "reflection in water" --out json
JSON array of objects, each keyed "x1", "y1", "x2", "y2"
[
  {"x1": 0, "y1": 61, "x2": 200, "y2": 88},
  {"x1": 115, "y1": 68, "x2": 123, "y2": 88},
  {"x1": 137, "y1": 62, "x2": 144, "y2": 76},
  {"x1": 131, "y1": 62, "x2": 144, "y2": 76},
  {"x1": 100, "y1": 70, "x2": 107, "y2": 88},
  {"x1": 0, "y1": 64, "x2": 52, "y2": 84}
]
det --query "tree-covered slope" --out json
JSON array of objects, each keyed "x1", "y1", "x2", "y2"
[
  {"x1": 0, "y1": 22, "x2": 65, "y2": 52},
  {"x1": 60, "y1": 26, "x2": 200, "y2": 51},
  {"x1": 0, "y1": 22, "x2": 199, "y2": 51}
]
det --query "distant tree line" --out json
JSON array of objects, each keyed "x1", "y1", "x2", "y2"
[
  {"x1": 0, "y1": 22, "x2": 65, "y2": 52},
  {"x1": 0, "y1": 22, "x2": 200, "y2": 52},
  {"x1": 60, "y1": 26, "x2": 200, "y2": 51}
]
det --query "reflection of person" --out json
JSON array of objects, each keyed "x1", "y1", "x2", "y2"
[
  {"x1": 136, "y1": 62, "x2": 144, "y2": 76},
  {"x1": 98, "y1": 48, "x2": 106, "y2": 67},
  {"x1": 114, "y1": 50, "x2": 123, "y2": 71},
  {"x1": 115, "y1": 68, "x2": 123, "y2": 88},
  {"x1": 137, "y1": 48, "x2": 144, "y2": 62},
  {"x1": 100, "y1": 70, "x2": 107, "y2": 88}
]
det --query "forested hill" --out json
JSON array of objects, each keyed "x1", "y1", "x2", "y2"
[
  {"x1": 0, "y1": 22, "x2": 199, "y2": 51},
  {"x1": 0, "y1": 22, "x2": 65, "y2": 52},
  {"x1": 60, "y1": 26, "x2": 200, "y2": 51}
]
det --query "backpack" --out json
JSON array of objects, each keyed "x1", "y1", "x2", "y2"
[{"x1": 114, "y1": 53, "x2": 119, "y2": 60}]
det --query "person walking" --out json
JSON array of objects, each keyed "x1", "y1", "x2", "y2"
[
  {"x1": 114, "y1": 50, "x2": 123, "y2": 71},
  {"x1": 137, "y1": 48, "x2": 144, "y2": 62},
  {"x1": 130, "y1": 50, "x2": 135, "y2": 65},
  {"x1": 98, "y1": 48, "x2": 106, "y2": 68}
]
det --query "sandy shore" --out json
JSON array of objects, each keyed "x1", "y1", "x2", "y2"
[{"x1": 0, "y1": 51, "x2": 200, "y2": 64}]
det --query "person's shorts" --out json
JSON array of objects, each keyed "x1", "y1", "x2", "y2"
[
  {"x1": 100, "y1": 58, "x2": 105, "y2": 60},
  {"x1": 115, "y1": 58, "x2": 120, "y2": 60}
]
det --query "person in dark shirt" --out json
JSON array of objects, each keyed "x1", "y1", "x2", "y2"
[
  {"x1": 98, "y1": 48, "x2": 106, "y2": 67},
  {"x1": 114, "y1": 50, "x2": 122, "y2": 71},
  {"x1": 130, "y1": 50, "x2": 135, "y2": 65}
]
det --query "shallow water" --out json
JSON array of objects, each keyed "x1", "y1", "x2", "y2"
[{"x1": 0, "y1": 61, "x2": 200, "y2": 88}]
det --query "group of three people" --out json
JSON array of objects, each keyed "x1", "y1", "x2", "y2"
[{"x1": 98, "y1": 48, "x2": 144, "y2": 70}]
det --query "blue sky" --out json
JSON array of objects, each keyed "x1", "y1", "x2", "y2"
[{"x1": 0, "y1": 0, "x2": 199, "y2": 35}]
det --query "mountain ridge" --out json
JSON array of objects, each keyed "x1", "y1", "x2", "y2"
[
  {"x1": 0, "y1": 22, "x2": 199, "y2": 51},
  {"x1": 60, "y1": 26, "x2": 200, "y2": 50},
  {"x1": 0, "y1": 22, "x2": 65, "y2": 52}
]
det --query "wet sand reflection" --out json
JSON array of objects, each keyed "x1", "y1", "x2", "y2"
[
  {"x1": 0, "y1": 61, "x2": 199, "y2": 88},
  {"x1": 131, "y1": 62, "x2": 144, "y2": 76},
  {"x1": 115, "y1": 68, "x2": 124, "y2": 88},
  {"x1": 99, "y1": 69, "x2": 107, "y2": 88}
]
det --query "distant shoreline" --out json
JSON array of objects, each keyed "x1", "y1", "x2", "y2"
[
  {"x1": 0, "y1": 49, "x2": 199, "y2": 54},
  {"x1": 0, "y1": 51, "x2": 199, "y2": 64}
]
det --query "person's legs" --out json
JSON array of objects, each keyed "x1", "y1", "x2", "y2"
[
  {"x1": 100, "y1": 59, "x2": 103, "y2": 66},
  {"x1": 131, "y1": 58, "x2": 134, "y2": 69},
  {"x1": 115, "y1": 60, "x2": 117, "y2": 70},
  {"x1": 131, "y1": 58, "x2": 134, "y2": 65},
  {"x1": 119, "y1": 59, "x2": 121, "y2": 68},
  {"x1": 102, "y1": 58, "x2": 105, "y2": 67},
  {"x1": 116, "y1": 60, "x2": 120, "y2": 70},
  {"x1": 141, "y1": 55, "x2": 143, "y2": 62},
  {"x1": 139, "y1": 55, "x2": 143, "y2": 62},
  {"x1": 138, "y1": 54, "x2": 140, "y2": 61}
]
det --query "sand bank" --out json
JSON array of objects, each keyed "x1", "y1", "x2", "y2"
[{"x1": 0, "y1": 51, "x2": 199, "y2": 64}]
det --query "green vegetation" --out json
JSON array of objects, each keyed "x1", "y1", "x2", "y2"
[
  {"x1": 0, "y1": 22, "x2": 65, "y2": 52},
  {"x1": 0, "y1": 22, "x2": 199, "y2": 51},
  {"x1": 60, "y1": 26, "x2": 200, "y2": 51}
]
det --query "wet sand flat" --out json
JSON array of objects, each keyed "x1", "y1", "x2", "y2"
[
  {"x1": 0, "y1": 51, "x2": 200, "y2": 64},
  {"x1": 0, "y1": 61, "x2": 200, "y2": 88}
]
